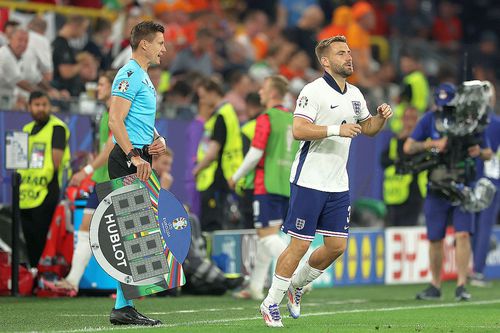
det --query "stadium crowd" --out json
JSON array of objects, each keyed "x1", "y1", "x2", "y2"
[{"x1": 0, "y1": 0, "x2": 499, "y2": 303}]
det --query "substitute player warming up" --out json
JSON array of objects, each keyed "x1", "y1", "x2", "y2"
[{"x1": 260, "y1": 35, "x2": 393, "y2": 328}]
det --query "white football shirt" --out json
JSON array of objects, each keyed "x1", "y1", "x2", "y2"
[{"x1": 289, "y1": 73, "x2": 371, "y2": 192}]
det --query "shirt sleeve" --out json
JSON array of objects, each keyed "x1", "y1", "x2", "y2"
[
  {"x1": 252, "y1": 114, "x2": 271, "y2": 150},
  {"x1": 293, "y1": 85, "x2": 319, "y2": 123},
  {"x1": 52, "y1": 125, "x2": 67, "y2": 150},
  {"x1": 357, "y1": 95, "x2": 372, "y2": 122},
  {"x1": 211, "y1": 114, "x2": 227, "y2": 147},
  {"x1": 410, "y1": 112, "x2": 432, "y2": 141},
  {"x1": 111, "y1": 69, "x2": 141, "y2": 102},
  {"x1": 0, "y1": 51, "x2": 22, "y2": 85}
]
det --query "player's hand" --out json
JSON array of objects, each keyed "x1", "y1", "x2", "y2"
[
  {"x1": 339, "y1": 123, "x2": 362, "y2": 138},
  {"x1": 468, "y1": 144, "x2": 481, "y2": 158},
  {"x1": 131, "y1": 156, "x2": 152, "y2": 182},
  {"x1": 69, "y1": 169, "x2": 88, "y2": 187},
  {"x1": 228, "y1": 178, "x2": 236, "y2": 190},
  {"x1": 148, "y1": 136, "x2": 167, "y2": 156},
  {"x1": 431, "y1": 137, "x2": 448, "y2": 152},
  {"x1": 377, "y1": 103, "x2": 393, "y2": 119}
]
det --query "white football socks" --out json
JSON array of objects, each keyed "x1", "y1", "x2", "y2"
[
  {"x1": 264, "y1": 274, "x2": 291, "y2": 306},
  {"x1": 66, "y1": 231, "x2": 91, "y2": 288},
  {"x1": 291, "y1": 261, "x2": 323, "y2": 288},
  {"x1": 248, "y1": 238, "x2": 273, "y2": 293}
]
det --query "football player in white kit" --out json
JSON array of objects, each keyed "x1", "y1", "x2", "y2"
[{"x1": 260, "y1": 35, "x2": 393, "y2": 328}]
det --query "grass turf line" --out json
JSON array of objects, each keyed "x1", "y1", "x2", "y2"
[{"x1": 1, "y1": 281, "x2": 499, "y2": 332}]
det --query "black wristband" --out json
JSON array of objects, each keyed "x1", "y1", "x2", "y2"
[{"x1": 126, "y1": 148, "x2": 141, "y2": 161}]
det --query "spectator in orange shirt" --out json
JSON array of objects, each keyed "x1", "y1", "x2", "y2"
[
  {"x1": 318, "y1": 6, "x2": 352, "y2": 41},
  {"x1": 432, "y1": 0, "x2": 462, "y2": 52},
  {"x1": 345, "y1": 1, "x2": 377, "y2": 88}
]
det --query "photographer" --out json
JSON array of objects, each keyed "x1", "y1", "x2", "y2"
[{"x1": 403, "y1": 82, "x2": 491, "y2": 301}]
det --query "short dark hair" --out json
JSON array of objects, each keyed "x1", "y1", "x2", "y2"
[
  {"x1": 198, "y1": 77, "x2": 224, "y2": 97},
  {"x1": 130, "y1": 21, "x2": 165, "y2": 51},
  {"x1": 29, "y1": 91, "x2": 50, "y2": 104},
  {"x1": 246, "y1": 92, "x2": 261, "y2": 107},
  {"x1": 3, "y1": 20, "x2": 20, "y2": 31}
]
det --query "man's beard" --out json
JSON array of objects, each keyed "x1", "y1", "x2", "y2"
[
  {"x1": 33, "y1": 113, "x2": 49, "y2": 123},
  {"x1": 334, "y1": 64, "x2": 353, "y2": 78}
]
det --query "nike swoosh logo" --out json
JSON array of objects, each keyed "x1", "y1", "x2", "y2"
[
  {"x1": 331, "y1": 105, "x2": 339, "y2": 109},
  {"x1": 344, "y1": 225, "x2": 349, "y2": 230},
  {"x1": 127, "y1": 160, "x2": 132, "y2": 168}
]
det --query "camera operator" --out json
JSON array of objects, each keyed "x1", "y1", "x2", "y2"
[{"x1": 403, "y1": 82, "x2": 491, "y2": 301}]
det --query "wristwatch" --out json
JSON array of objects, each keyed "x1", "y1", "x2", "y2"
[{"x1": 126, "y1": 148, "x2": 141, "y2": 161}]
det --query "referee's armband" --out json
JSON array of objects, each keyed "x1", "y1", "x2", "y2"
[{"x1": 327, "y1": 125, "x2": 340, "y2": 136}]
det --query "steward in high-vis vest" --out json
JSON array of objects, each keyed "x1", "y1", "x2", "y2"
[
  {"x1": 193, "y1": 78, "x2": 243, "y2": 231},
  {"x1": 18, "y1": 91, "x2": 71, "y2": 268},
  {"x1": 381, "y1": 106, "x2": 426, "y2": 227},
  {"x1": 229, "y1": 75, "x2": 299, "y2": 300},
  {"x1": 390, "y1": 52, "x2": 429, "y2": 134}
]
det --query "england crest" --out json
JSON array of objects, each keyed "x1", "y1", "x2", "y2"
[
  {"x1": 295, "y1": 218, "x2": 305, "y2": 230},
  {"x1": 352, "y1": 101, "x2": 361, "y2": 117}
]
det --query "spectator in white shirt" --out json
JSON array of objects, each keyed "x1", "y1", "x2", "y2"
[{"x1": 0, "y1": 28, "x2": 43, "y2": 109}]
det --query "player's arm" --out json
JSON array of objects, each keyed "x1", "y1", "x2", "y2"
[
  {"x1": 69, "y1": 136, "x2": 115, "y2": 186},
  {"x1": 359, "y1": 103, "x2": 392, "y2": 137},
  {"x1": 228, "y1": 114, "x2": 269, "y2": 189},
  {"x1": 109, "y1": 95, "x2": 151, "y2": 181},
  {"x1": 293, "y1": 117, "x2": 361, "y2": 140}
]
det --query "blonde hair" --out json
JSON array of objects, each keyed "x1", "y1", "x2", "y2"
[
  {"x1": 266, "y1": 75, "x2": 289, "y2": 98},
  {"x1": 315, "y1": 35, "x2": 347, "y2": 63}
]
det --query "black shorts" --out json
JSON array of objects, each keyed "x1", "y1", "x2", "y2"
[{"x1": 108, "y1": 144, "x2": 152, "y2": 180}]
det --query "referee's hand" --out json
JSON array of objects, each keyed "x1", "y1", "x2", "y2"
[
  {"x1": 149, "y1": 137, "x2": 167, "y2": 155},
  {"x1": 131, "y1": 156, "x2": 152, "y2": 182}
]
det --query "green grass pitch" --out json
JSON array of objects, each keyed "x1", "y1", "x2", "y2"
[{"x1": 1, "y1": 281, "x2": 499, "y2": 332}]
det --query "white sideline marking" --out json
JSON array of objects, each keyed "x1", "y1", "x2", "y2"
[
  {"x1": 51, "y1": 299, "x2": 500, "y2": 333},
  {"x1": 57, "y1": 299, "x2": 368, "y2": 317}
]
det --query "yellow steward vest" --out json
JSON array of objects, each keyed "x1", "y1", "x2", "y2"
[
  {"x1": 383, "y1": 137, "x2": 427, "y2": 205},
  {"x1": 196, "y1": 103, "x2": 243, "y2": 191},
  {"x1": 19, "y1": 115, "x2": 71, "y2": 209}
]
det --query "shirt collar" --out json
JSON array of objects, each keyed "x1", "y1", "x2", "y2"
[{"x1": 322, "y1": 71, "x2": 347, "y2": 95}]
